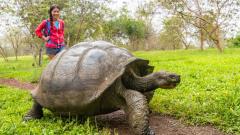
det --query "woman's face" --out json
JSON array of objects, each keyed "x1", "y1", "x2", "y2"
[{"x1": 51, "y1": 8, "x2": 60, "y2": 20}]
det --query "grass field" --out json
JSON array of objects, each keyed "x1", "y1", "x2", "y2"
[
  {"x1": 1, "y1": 48, "x2": 240, "y2": 134},
  {"x1": 0, "y1": 56, "x2": 48, "y2": 83},
  {"x1": 0, "y1": 85, "x2": 112, "y2": 134}
]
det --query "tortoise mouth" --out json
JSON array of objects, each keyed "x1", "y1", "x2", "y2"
[
  {"x1": 160, "y1": 82, "x2": 180, "y2": 89},
  {"x1": 170, "y1": 82, "x2": 179, "y2": 88}
]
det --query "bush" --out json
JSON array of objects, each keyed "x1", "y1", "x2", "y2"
[{"x1": 227, "y1": 35, "x2": 240, "y2": 48}]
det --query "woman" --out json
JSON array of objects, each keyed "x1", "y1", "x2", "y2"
[{"x1": 35, "y1": 4, "x2": 65, "y2": 60}]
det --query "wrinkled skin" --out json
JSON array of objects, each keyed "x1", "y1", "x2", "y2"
[{"x1": 24, "y1": 41, "x2": 180, "y2": 135}]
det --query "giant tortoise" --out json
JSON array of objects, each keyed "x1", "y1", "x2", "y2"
[{"x1": 24, "y1": 41, "x2": 180, "y2": 135}]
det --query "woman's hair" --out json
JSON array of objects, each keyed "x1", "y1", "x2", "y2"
[{"x1": 49, "y1": 4, "x2": 60, "y2": 27}]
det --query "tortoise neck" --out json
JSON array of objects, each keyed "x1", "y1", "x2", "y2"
[{"x1": 122, "y1": 69, "x2": 158, "y2": 92}]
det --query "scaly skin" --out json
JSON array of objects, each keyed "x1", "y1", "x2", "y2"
[
  {"x1": 114, "y1": 79, "x2": 154, "y2": 135},
  {"x1": 120, "y1": 89, "x2": 153, "y2": 135},
  {"x1": 23, "y1": 100, "x2": 43, "y2": 121},
  {"x1": 122, "y1": 68, "x2": 180, "y2": 92}
]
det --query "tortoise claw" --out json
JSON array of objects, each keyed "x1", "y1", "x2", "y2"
[
  {"x1": 23, "y1": 109, "x2": 43, "y2": 121},
  {"x1": 145, "y1": 127, "x2": 155, "y2": 135},
  {"x1": 148, "y1": 130, "x2": 155, "y2": 135}
]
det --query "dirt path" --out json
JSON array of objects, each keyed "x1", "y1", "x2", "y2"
[
  {"x1": 0, "y1": 78, "x2": 37, "y2": 90},
  {"x1": 0, "y1": 78, "x2": 228, "y2": 135},
  {"x1": 97, "y1": 110, "x2": 226, "y2": 135}
]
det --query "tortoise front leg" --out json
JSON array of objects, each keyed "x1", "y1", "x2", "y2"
[
  {"x1": 23, "y1": 100, "x2": 43, "y2": 121},
  {"x1": 143, "y1": 91, "x2": 154, "y2": 104},
  {"x1": 121, "y1": 89, "x2": 154, "y2": 135}
]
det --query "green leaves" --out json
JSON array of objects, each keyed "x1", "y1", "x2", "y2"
[
  {"x1": 228, "y1": 35, "x2": 240, "y2": 48},
  {"x1": 159, "y1": 16, "x2": 184, "y2": 50},
  {"x1": 103, "y1": 15, "x2": 147, "y2": 48}
]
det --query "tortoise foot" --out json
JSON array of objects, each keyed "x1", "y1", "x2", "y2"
[
  {"x1": 23, "y1": 109, "x2": 43, "y2": 121},
  {"x1": 23, "y1": 101, "x2": 43, "y2": 121}
]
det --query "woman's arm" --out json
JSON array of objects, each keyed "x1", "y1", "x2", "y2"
[{"x1": 35, "y1": 20, "x2": 49, "y2": 41}]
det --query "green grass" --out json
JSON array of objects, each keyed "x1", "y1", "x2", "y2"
[
  {"x1": 134, "y1": 49, "x2": 240, "y2": 134},
  {"x1": 0, "y1": 85, "x2": 112, "y2": 135},
  {"x1": 1, "y1": 48, "x2": 240, "y2": 134},
  {"x1": 0, "y1": 56, "x2": 48, "y2": 83}
]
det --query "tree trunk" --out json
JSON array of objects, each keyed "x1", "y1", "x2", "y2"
[
  {"x1": 0, "y1": 53, "x2": 8, "y2": 61},
  {"x1": 130, "y1": 37, "x2": 137, "y2": 51},
  {"x1": 182, "y1": 40, "x2": 189, "y2": 50},
  {"x1": 30, "y1": 44, "x2": 37, "y2": 67},
  {"x1": 215, "y1": 40, "x2": 223, "y2": 52},
  {"x1": 14, "y1": 49, "x2": 18, "y2": 60},
  {"x1": 200, "y1": 28, "x2": 204, "y2": 51},
  {"x1": 38, "y1": 46, "x2": 43, "y2": 67},
  {"x1": 0, "y1": 47, "x2": 8, "y2": 62},
  {"x1": 144, "y1": 39, "x2": 149, "y2": 51},
  {"x1": 198, "y1": 17, "x2": 204, "y2": 51},
  {"x1": 214, "y1": 26, "x2": 223, "y2": 52},
  {"x1": 67, "y1": 33, "x2": 70, "y2": 47}
]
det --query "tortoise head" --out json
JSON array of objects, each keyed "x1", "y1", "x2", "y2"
[{"x1": 153, "y1": 71, "x2": 180, "y2": 89}]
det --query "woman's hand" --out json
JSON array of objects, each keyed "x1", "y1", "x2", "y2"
[{"x1": 42, "y1": 36, "x2": 50, "y2": 42}]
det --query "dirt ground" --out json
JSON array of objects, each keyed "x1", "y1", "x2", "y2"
[
  {"x1": 0, "y1": 78, "x2": 37, "y2": 90},
  {"x1": 0, "y1": 78, "x2": 228, "y2": 135},
  {"x1": 96, "y1": 110, "x2": 226, "y2": 135}
]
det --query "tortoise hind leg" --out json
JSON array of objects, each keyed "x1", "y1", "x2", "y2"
[
  {"x1": 121, "y1": 89, "x2": 154, "y2": 135},
  {"x1": 23, "y1": 100, "x2": 43, "y2": 121}
]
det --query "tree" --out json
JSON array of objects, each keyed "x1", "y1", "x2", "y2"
[
  {"x1": 5, "y1": 27, "x2": 24, "y2": 60},
  {"x1": 0, "y1": 42, "x2": 8, "y2": 62},
  {"x1": 136, "y1": 0, "x2": 157, "y2": 50},
  {"x1": 103, "y1": 15, "x2": 147, "y2": 50},
  {"x1": 158, "y1": 0, "x2": 240, "y2": 52},
  {"x1": 159, "y1": 16, "x2": 184, "y2": 50},
  {"x1": 63, "y1": 0, "x2": 112, "y2": 46}
]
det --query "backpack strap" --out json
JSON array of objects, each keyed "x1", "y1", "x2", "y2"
[
  {"x1": 61, "y1": 21, "x2": 64, "y2": 30},
  {"x1": 45, "y1": 19, "x2": 51, "y2": 36}
]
